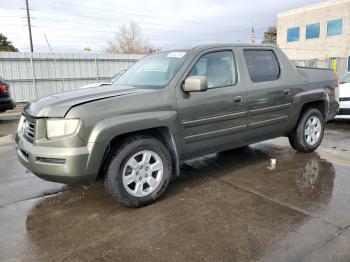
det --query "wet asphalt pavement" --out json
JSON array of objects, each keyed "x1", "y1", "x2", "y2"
[{"x1": 0, "y1": 119, "x2": 350, "y2": 262}]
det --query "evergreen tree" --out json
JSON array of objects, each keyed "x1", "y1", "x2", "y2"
[
  {"x1": 0, "y1": 34, "x2": 19, "y2": 52},
  {"x1": 262, "y1": 27, "x2": 277, "y2": 45}
]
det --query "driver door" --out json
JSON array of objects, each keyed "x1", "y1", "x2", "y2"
[{"x1": 176, "y1": 49, "x2": 247, "y2": 159}]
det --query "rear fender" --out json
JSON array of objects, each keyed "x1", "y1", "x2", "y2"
[{"x1": 289, "y1": 89, "x2": 327, "y2": 130}]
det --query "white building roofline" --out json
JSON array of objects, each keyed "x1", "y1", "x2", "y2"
[{"x1": 278, "y1": 0, "x2": 350, "y2": 17}]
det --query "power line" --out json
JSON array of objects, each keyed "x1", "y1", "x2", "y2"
[
  {"x1": 0, "y1": 7, "x2": 26, "y2": 10},
  {"x1": 36, "y1": 24, "x2": 193, "y2": 39},
  {"x1": 2, "y1": 6, "x2": 266, "y2": 42},
  {"x1": 5, "y1": 28, "x2": 249, "y2": 51},
  {"x1": 0, "y1": 24, "x2": 25, "y2": 26},
  {"x1": 40, "y1": 0, "x2": 238, "y2": 29},
  {"x1": 2, "y1": 3, "x2": 259, "y2": 50},
  {"x1": 27, "y1": 17, "x2": 245, "y2": 35},
  {"x1": 28, "y1": 17, "x2": 253, "y2": 39},
  {"x1": 34, "y1": 38, "x2": 220, "y2": 44},
  {"x1": 28, "y1": 9, "x2": 250, "y2": 33},
  {"x1": 0, "y1": 15, "x2": 27, "y2": 18},
  {"x1": 3, "y1": 23, "x2": 241, "y2": 41},
  {"x1": 3, "y1": 6, "x2": 266, "y2": 35},
  {"x1": 3, "y1": 6, "x2": 235, "y2": 32},
  {"x1": 7, "y1": 29, "x2": 238, "y2": 45}
]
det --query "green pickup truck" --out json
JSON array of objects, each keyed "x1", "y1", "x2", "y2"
[{"x1": 16, "y1": 44, "x2": 339, "y2": 207}]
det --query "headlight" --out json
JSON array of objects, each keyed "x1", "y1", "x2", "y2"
[
  {"x1": 46, "y1": 119, "x2": 80, "y2": 139},
  {"x1": 17, "y1": 115, "x2": 25, "y2": 133}
]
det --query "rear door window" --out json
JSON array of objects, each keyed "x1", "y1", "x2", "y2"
[{"x1": 243, "y1": 50, "x2": 280, "y2": 83}]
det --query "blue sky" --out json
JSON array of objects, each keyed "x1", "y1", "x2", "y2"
[{"x1": 0, "y1": 0, "x2": 324, "y2": 52}]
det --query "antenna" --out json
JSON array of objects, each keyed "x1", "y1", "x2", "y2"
[
  {"x1": 44, "y1": 34, "x2": 64, "y2": 92},
  {"x1": 44, "y1": 34, "x2": 53, "y2": 52}
]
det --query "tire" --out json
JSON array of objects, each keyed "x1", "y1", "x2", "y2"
[
  {"x1": 104, "y1": 135, "x2": 172, "y2": 208},
  {"x1": 288, "y1": 108, "x2": 325, "y2": 153}
]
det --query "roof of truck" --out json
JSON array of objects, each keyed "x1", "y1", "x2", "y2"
[{"x1": 191, "y1": 43, "x2": 277, "y2": 52}]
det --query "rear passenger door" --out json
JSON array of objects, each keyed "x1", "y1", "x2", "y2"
[{"x1": 241, "y1": 49, "x2": 293, "y2": 142}]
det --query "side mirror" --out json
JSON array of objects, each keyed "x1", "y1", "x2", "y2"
[{"x1": 182, "y1": 76, "x2": 208, "y2": 92}]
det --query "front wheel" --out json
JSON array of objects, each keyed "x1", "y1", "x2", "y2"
[
  {"x1": 104, "y1": 136, "x2": 172, "y2": 208},
  {"x1": 288, "y1": 108, "x2": 325, "y2": 153}
]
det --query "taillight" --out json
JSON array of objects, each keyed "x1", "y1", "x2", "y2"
[
  {"x1": 335, "y1": 73, "x2": 340, "y2": 87},
  {"x1": 334, "y1": 74, "x2": 340, "y2": 103},
  {"x1": 0, "y1": 83, "x2": 7, "y2": 93}
]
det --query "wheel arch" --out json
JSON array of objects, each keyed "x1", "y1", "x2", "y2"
[
  {"x1": 97, "y1": 126, "x2": 180, "y2": 181},
  {"x1": 289, "y1": 99, "x2": 326, "y2": 135},
  {"x1": 300, "y1": 100, "x2": 326, "y2": 118}
]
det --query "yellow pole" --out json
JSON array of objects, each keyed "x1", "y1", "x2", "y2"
[{"x1": 332, "y1": 59, "x2": 337, "y2": 71}]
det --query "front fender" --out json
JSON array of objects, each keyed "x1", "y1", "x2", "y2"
[
  {"x1": 84, "y1": 111, "x2": 180, "y2": 177},
  {"x1": 88, "y1": 111, "x2": 178, "y2": 143}
]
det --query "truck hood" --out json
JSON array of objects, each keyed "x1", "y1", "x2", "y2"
[{"x1": 26, "y1": 85, "x2": 145, "y2": 117}]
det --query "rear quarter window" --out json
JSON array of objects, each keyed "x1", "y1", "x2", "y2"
[{"x1": 243, "y1": 50, "x2": 281, "y2": 83}]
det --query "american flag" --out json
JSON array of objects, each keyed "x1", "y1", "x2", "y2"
[{"x1": 250, "y1": 27, "x2": 256, "y2": 44}]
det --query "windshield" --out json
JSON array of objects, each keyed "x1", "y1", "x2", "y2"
[
  {"x1": 113, "y1": 51, "x2": 187, "y2": 88},
  {"x1": 111, "y1": 70, "x2": 126, "y2": 84},
  {"x1": 340, "y1": 73, "x2": 350, "y2": 83}
]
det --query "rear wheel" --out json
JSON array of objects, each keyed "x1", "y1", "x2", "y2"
[
  {"x1": 104, "y1": 136, "x2": 172, "y2": 208},
  {"x1": 288, "y1": 108, "x2": 324, "y2": 153}
]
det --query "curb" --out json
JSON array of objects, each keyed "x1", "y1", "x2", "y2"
[
  {"x1": 0, "y1": 103, "x2": 25, "y2": 121},
  {"x1": 0, "y1": 113, "x2": 21, "y2": 121}
]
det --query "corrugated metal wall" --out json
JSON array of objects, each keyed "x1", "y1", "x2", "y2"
[{"x1": 0, "y1": 52, "x2": 143, "y2": 102}]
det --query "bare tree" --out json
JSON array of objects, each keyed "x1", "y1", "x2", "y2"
[{"x1": 106, "y1": 21, "x2": 157, "y2": 54}]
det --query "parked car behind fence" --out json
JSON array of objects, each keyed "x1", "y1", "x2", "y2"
[{"x1": 0, "y1": 78, "x2": 16, "y2": 113}]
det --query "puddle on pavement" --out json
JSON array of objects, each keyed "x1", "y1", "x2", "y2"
[
  {"x1": 0, "y1": 120, "x2": 18, "y2": 136},
  {"x1": 183, "y1": 144, "x2": 350, "y2": 227},
  {"x1": 0, "y1": 134, "x2": 14, "y2": 144},
  {"x1": 1, "y1": 142, "x2": 350, "y2": 261}
]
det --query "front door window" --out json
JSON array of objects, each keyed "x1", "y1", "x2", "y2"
[{"x1": 189, "y1": 51, "x2": 237, "y2": 89}]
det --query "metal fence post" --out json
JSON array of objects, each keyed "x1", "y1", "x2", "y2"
[
  {"x1": 95, "y1": 57, "x2": 99, "y2": 82},
  {"x1": 29, "y1": 53, "x2": 38, "y2": 100}
]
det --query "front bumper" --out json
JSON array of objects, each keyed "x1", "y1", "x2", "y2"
[
  {"x1": 338, "y1": 108, "x2": 350, "y2": 115},
  {"x1": 334, "y1": 101, "x2": 350, "y2": 118},
  {"x1": 15, "y1": 133, "x2": 96, "y2": 184},
  {"x1": 338, "y1": 100, "x2": 350, "y2": 114}
]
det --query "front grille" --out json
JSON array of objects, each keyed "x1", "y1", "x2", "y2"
[
  {"x1": 340, "y1": 97, "x2": 350, "y2": 102},
  {"x1": 23, "y1": 118, "x2": 35, "y2": 142}
]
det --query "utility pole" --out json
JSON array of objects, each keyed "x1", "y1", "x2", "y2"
[{"x1": 25, "y1": 0, "x2": 34, "y2": 52}]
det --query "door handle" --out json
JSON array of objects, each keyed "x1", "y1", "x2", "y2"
[
  {"x1": 283, "y1": 89, "x2": 291, "y2": 95},
  {"x1": 233, "y1": 96, "x2": 243, "y2": 103}
]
